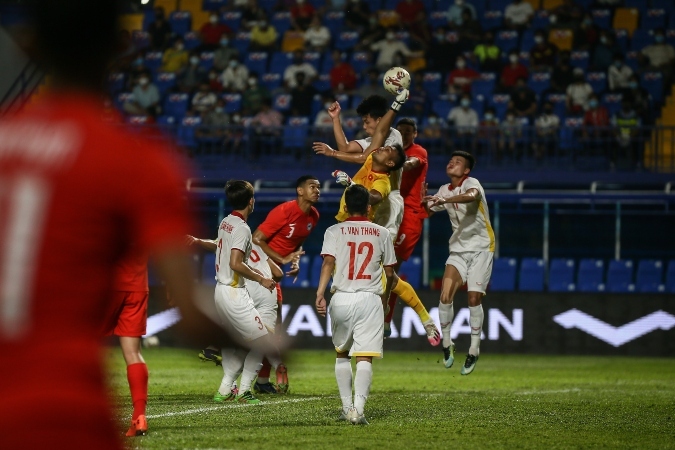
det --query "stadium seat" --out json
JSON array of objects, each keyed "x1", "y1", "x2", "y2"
[
  {"x1": 312, "y1": 73, "x2": 331, "y2": 92},
  {"x1": 132, "y1": 30, "x2": 150, "y2": 49},
  {"x1": 222, "y1": 93, "x2": 242, "y2": 113},
  {"x1": 271, "y1": 12, "x2": 292, "y2": 34},
  {"x1": 642, "y1": 9, "x2": 667, "y2": 30},
  {"x1": 495, "y1": 30, "x2": 519, "y2": 53},
  {"x1": 558, "y1": 117, "x2": 582, "y2": 151},
  {"x1": 295, "y1": 255, "x2": 312, "y2": 288},
  {"x1": 154, "y1": 71, "x2": 177, "y2": 95},
  {"x1": 303, "y1": 51, "x2": 322, "y2": 71},
  {"x1": 520, "y1": 29, "x2": 536, "y2": 52},
  {"x1": 518, "y1": 258, "x2": 545, "y2": 292},
  {"x1": 273, "y1": 93, "x2": 292, "y2": 112},
  {"x1": 529, "y1": 72, "x2": 551, "y2": 95},
  {"x1": 350, "y1": 51, "x2": 372, "y2": 75},
  {"x1": 631, "y1": 29, "x2": 653, "y2": 51},
  {"x1": 624, "y1": 51, "x2": 640, "y2": 72},
  {"x1": 204, "y1": 0, "x2": 227, "y2": 11},
  {"x1": 653, "y1": 0, "x2": 675, "y2": 14},
  {"x1": 614, "y1": 29, "x2": 629, "y2": 52},
  {"x1": 601, "y1": 93, "x2": 623, "y2": 116},
  {"x1": 309, "y1": 255, "x2": 324, "y2": 288},
  {"x1": 569, "y1": 50, "x2": 590, "y2": 70},
  {"x1": 155, "y1": 115, "x2": 176, "y2": 130},
  {"x1": 636, "y1": 259, "x2": 664, "y2": 293},
  {"x1": 233, "y1": 31, "x2": 252, "y2": 54},
  {"x1": 221, "y1": 11, "x2": 242, "y2": 31},
  {"x1": 143, "y1": 51, "x2": 163, "y2": 73},
  {"x1": 488, "y1": 93, "x2": 510, "y2": 119},
  {"x1": 472, "y1": 74, "x2": 497, "y2": 97},
  {"x1": 532, "y1": 10, "x2": 550, "y2": 29},
  {"x1": 577, "y1": 258, "x2": 604, "y2": 292},
  {"x1": 183, "y1": 31, "x2": 201, "y2": 50},
  {"x1": 335, "y1": 31, "x2": 359, "y2": 51},
  {"x1": 432, "y1": 99, "x2": 453, "y2": 119},
  {"x1": 270, "y1": 52, "x2": 292, "y2": 73},
  {"x1": 283, "y1": 116, "x2": 310, "y2": 150},
  {"x1": 489, "y1": 0, "x2": 510, "y2": 12},
  {"x1": 481, "y1": 10, "x2": 504, "y2": 31},
  {"x1": 107, "y1": 72, "x2": 126, "y2": 94},
  {"x1": 606, "y1": 259, "x2": 634, "y2": 293},
  {"x1": 613, "y1": 8, "x2": 639, "y2": 36},
  {"x1": 548, "y1": 29, "x2": 573, "y2": 51},
  {"x1": 114, "y1": 92, "x2": 134, "y2": 111},
  {"x1": 548, "y1": 258, "x2": 575, "y2": 292},
  {"x1": 545, "y1": 93, "x2": 567, "y2": 118},
  {"x1": 429, "y1": 11, "x2": 448, "y2": 29},
  {"x1": 169, "y1": 11, "x2": 191, "y2": 35},
  {"x1": 490, "y1": 258, "x2": 517, "y2": 292},
  {"x1": 202, "y1": 253, "x2": 216, "y2": 285},
  {"x1": 199, "y1": 51, "x2": 215, "y2": 71},
  {"x1": 164, "y1": 93, "x2": 190, "y2": 118},
  {"x1": 666, "y1": 260, "x2": 675, "y2": 293},
  {"x1": 399, "y1": 257, "x2": 422, "y2": 289},
  {"x1": 126, "y1": 115, "x2": 151, "y2": 127},
  {"x1": 422, "y1": 72, "x2": 443, "y2": 97},
  {"x1": 324, "y1": 11, "x2": 345, "y2": 34},
  {"x1": 177, "y1": 115, "x2": 202, "y2": 149},
  {"x1": 245, "y1": 52, "x2": 269, "y2": 75},
  {"x1": 665, "y1": 29, "x2": 675, "y2": 47},
  {"x1": 641, "y1": 72, "x2": 664, "y2": 103},
  {"x1": 591, "y1": 9, "x2": 612, "y2": 30},
  {"x1": 586, "y1": 72, "x2": 607, "y2": 93}
]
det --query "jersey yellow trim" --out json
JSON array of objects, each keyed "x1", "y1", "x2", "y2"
[
  {"x1": 230, "y1": 272, "x2": 240, "y2": 287},
  {"x1": 352, "y1": 351, "x2": 382, "y2": 357},
  {"x1": 478, "y1": 202, "x2": 496, "y2": 252}
]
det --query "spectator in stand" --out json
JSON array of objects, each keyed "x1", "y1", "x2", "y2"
[
  {"x1": 549, "y1": 0, "x2": 583, "y2": 28},
  {"x1": 192, "y1": 82, "x2": 218, "y2": 112},
  {"x1": 314, "y1": 94, "x2": 336, "y2": 128},
  {"x1": 283, "y1": 50, "x2": 318, "y2": 89},
  {"x1": 551, "y1": 50, "x2": 574, "y2": 92},
  {"x1": 344, "y1": 0, "x2": 371, "y2": 32},
  {"x1": 207, "y1": 68, "x2": 223, "y2": 92},
  {"x1": 566, "y1": 67, "x2": 593, "y2": 114},
  {"x1": 304, "y1": 16, "x2": 331, "y2": 51},
  {"x1": 572, "y1": 13, "x2": 599, "y2": 51},
  {"x1": 473, "y1": 31, "x2": 501, "y2": 73},
  {"x1": 197, "y1": 98, "x2": 232, "y2": 140},
  {"x1": 500, "y1": 50, "x2": 528, "y2": 92},
  {"x1": 640, "y1": 28, "x2": 675, "y2": 89},
  {"x1": 533, "y1": 102, "x2": 560, "y2": 163},
  {"x1": 148, "y1": 7, "x2": 173, "y2": 51},
  {"x1": 624, "y1": 74, "x2": 652, "y2": 121},
  {"x1": 447, "y1": 0, "x2": 476, "y2": 28},
  {"x1": 422, "y1": 112, "x2": 444, "y2": 140},
  {"x1": 214, "y1": 35, "x2": 240, "y2": 71},
  {"x1": 477, "y1": 107, "x2": 500, "y2": 159},
  {"x1": 510, "y1": 77, "x2": 537, "y2": 118},
  {"x1": 500, "y1": 109, "x2": 523, "y2": 160},
  {"x1": 242, "y1": 74, "x2": 272, "y2": 115},
  {"x1": 358, "y1": 13, "x2": 387, "y2": 49},
  {"x1": 529, "y1": 29, "x2": 558, "y2": 72},
  {"x1": 250, "y1": 17, "x2": 279, "y2": 52},
  {"x1": 371, "y1": 30, "x2": 419, "y2": 71},
  {"x1": 396, "y1": 0, "x2": 430, "y2": 44},
  {"x1": 251, "y1": 98, "x2": 284, "y2": 159},
  {"x1": 125, "y1": 72, "x2": 161, "y2": 117},
  {"x1": 220, "y1": 56, "x2": 249, "y2": 92},
  {"x1": 326, "y1": 0, "x2": 347, "y2": 11},
  {"x1": 356, "y1": 68, "x2": 389, "y2": 98},
  {"x1": 447, "y1": 93, "x2": 478, "y2": 151},
  {"x1": 612, "y1": 99, "x2": 642, "y2": 169},
  {"x1": 178, "y1": 53, "x2": 208, "y2": 92},
  {"x1": 608, "y1": 53, "x2": 633, "y2": 92},
  {"x1": 456, "y1": 9, "x2": 483, "y2": 52},
  {"x1": 591, "y1": 30, "x2": 619, "y2": 72},
  {"x1": 290, "y1": 0, "x2": 316, "y2": 31},
  {"x1": 242, "y1": 0, "x2": 266, "y2": 30},
  {"x1": 504, "y1": 0, "x2": 534, "y2": 30},
  {"x1": 428, "y1": 28, "x2": 459, "y2": 74},
  {"x1": 329, "y1": 50, "x2": 357, "y2": 91},
  {"x1": 582, "y1": 93, "x2": 610, "y2": 155},
  {"x1": 161, "y1": 38, "x2": 189, "y2": 73},
  {"x1": 447, "y1": 56, "x2": 480, "y2": 94},
  {"x1": 400, "y1": 72, "x2": 428, "y2": 119},
  {"x1": 199, "y1": 13, "x2": 232, "y2": 51},
  {"x1": 289, "y1": 72, "x2": 318, "y2": 116}
]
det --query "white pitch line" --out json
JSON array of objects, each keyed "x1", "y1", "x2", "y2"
[
  {"x1": 146, "y1": 396, "x2": 324, "y2": 419},
  {"x1": 515, "y1": 388, "x2": 582, "y2": 396}
]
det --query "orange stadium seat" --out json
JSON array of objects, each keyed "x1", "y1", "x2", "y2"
[
  {"x1": 281, "y1": 30, "x2": 305, "y2": 52},
  {"x1": 548, "y1": 28, "x2": 573, "y2": 51},
  {"x1": 613, "y1": 8, "x2": 639, "y2": 37},
  {"x1": 524, "y1": 0, "x2": 541, "y2": 10},
  {"x1": 154, "y1": 0, "x2": 178, "y2": 14},
  {"x1": 119, "y1": 14, "x2": 144, "y2": 32},
  {"x1": 180, "y1": 0, "x2": 204, "y2": 15},
  {"x1": 378, "y1": 10, "x2": 399, "y2": 27},
  {"x1": 542, "y1": 0, "x2": 563, "y2": 10},
  {"x1": 191, "y1": 10, "x2": 211, "y2": 31}
]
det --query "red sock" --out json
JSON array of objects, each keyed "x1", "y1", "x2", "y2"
[
  {"x1": 385, "y1": 292, "x2": 397, "y2": 324},
  {"x1": 258, "y1": 358, "x2": 271, "y2": 378},
  {"x1": 127, "y1": 362, "x2": 148, "y2": 420}
]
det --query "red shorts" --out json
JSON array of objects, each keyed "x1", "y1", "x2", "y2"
[
  {"x1": 101, "y1": 291, "x2": 148, "y2": 337},
  {"x1": 394, "y1": 210, "x2": 425, "y2": 261}
]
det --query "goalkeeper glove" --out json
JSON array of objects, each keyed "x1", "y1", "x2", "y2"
[
  {"x1": 390, "y1": 88, "x2": 409, "y2": 112},
  {"x1": 332, "y1": 170, "x2": 354, "y2": 187}
]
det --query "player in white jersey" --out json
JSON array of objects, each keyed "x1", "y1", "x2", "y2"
[
  {"x1": 316, "y1": 185, "x2": 396, "y2": 425},
  {"x1": 423, "y1": 151, "x2": 495, "y2": 375},
  {"x1": 211, "y1": 180, "x2": 288, "y2": 403}
]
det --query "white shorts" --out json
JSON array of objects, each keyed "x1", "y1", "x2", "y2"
[
  {"x1": 246, "y1": 281, "x2": 278, "y2": 332},
  {"x1": 329, "y1": 292, "x2": 384, "y2": 358},
  {"x1": 214, "y1": 283, "x2": 268, "y2": 342},
  {"x1": 445, "y1": 251, "x2": 494, "y2": 294},
  {"x1": 374, "y1": 189, "x2": 403, "y2": 241}
]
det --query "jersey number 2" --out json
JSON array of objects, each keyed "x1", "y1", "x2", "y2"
[{"x1": 347, "y1": 241, "x2": 373, "y2": 280}]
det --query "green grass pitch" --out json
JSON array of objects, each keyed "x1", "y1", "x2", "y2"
[{"x1": 107, "y1": 348, "x2": 675, "y2": 449}]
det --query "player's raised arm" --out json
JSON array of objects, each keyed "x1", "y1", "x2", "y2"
[
  {"x1": 229, "y1": 248, "x2": 276, "y2": 291},
  {"x1": 365, "y1": 89, "x2": 409, "y2": 154},
  {"x1": 327, "y1": 101, "x2": 363, "y2": 153},
  {"x1": 315, "y1": 255, "x2": 335, "y2": 317},
  {"x1": 252, "y1": 229, "x2": 297, "y2": 265},
  {"x1": 424, "y1": 188, "x2": 481, "y2": 209},
  {"x1": 184, "y1": 235, "x2": 218, "y2": 252}
]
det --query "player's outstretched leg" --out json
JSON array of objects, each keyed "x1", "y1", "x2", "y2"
[
  {"x1": 335, "y1": 355, "x2": 353, "y2": 420},
  {"x1": 121, "y1": 337, "x2": 148, "y2": 437},
  {"x1": 461, "y1": 302, "x2": 484, "y2": 375},
  {"x1": 235, "y1": 350, "x2": 263, "y2": 404},
  {"x1": 214, "y1": 348, "x2": 245, "y2": 402},
  {"x1": 391, "y1": 277, "x2": 440, "y2": 346},
  {"x1": 351, "y1": 359, "x2": 372, "y2": 425},
  {"x1": 439, "y1": 301, "x2": 456, "y2": 368}
]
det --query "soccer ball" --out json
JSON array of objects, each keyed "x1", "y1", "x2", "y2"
[{"x1": 382, "y1": 67, "x2": 411, "y2": 95}]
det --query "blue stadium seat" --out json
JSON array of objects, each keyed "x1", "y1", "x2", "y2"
[
  {"x1": 222, "y1": 93, "x2": 242, "y2": 113},
  {"x1": 261, "y1": 72, "x2": 282, "y2": 91},
  {"x1": 432, "y1": 99, "x2": 454, "y2": 119},
  {"x1": 283, "y1": 116, "x2": 310, "y2": 149},
  {"x1": 521, "y1": 29, "x2": 536, "y2": 52},
  {"x1": 570, "y1": 50, "x2": 590, "y2": 70},
  {"x1": 490, "y1": 258, "x2": 517, "y2": 292},
  {"x1": 350, "y1": 51, "x2": 371, "y2": 75},
  {"x1": 245, "y1": 52, "x2": 269, "y2": 75},
  {"x1": 422, "y1": 72, "x2": 443, "y2": 97},
  {"x1": 350, "y1": 95, "x2": 363, "y2": 109},
  {"x1": 577, "y1": 258, "x2": 604, "y2": 292},
  {"x1": 624, "y1": 51, "x2": 640, "y2": 72},
  {"x1": 586, "y1": 71, "x2": 607, "y2": 93},
  {"x1": 636, "y1": 259, "x2": 664, "y2": 293},
  {"x1": 666, "y1": 260, "x2": 675, "y2": 293},
  {"x1": 631, "y1": 29, "x2": 653, "y2": 51},
  {"x1": 271, "y1": 12, "x2": 292, "y2": 34},
  {"x1": 114, "y1": 92, "x2": 133, "y2": 111},
  {"x1": 126, "y1": 115, "x2": 151, "y2": 127},
  {"x1": 303, "y1": 51, "x2": 322, "y2": 71},
  {"x1": 470, "y1": 0, "x2": 486, "y2": 17},
  {"x1": 199, "y1": 51, "x2": 215, "y2": 71},
  {"x1": 164, "y1": 93, "x2": 190, "y2": 118},
  {"x1": 143, "y1": 51, "x2": 164, "y2": 73},
  {"x1": 606, "y1": 259, "x2": 634, "y2": 293},
  {"x1": 623, "y1": 0, "x2": 646, "y2": 13},
  {"x1": 273, "y1": 93, "x2": 292, "y2": 112},
  {"x1": 394, "y1": 30, "x2": 411, "y2": 46},
  {"x1": 154, "y1": 71, "x2": 177, "y2": 95},
  {"x1": 667, "y1": 29, "x2": 675, "y2": 47},
  {"x1": 642, "y1": 9, "x2": 667, "y2": 30},
  {"x1": 529, "y1": 72, "x2": 551, "y2": 95},
  {"x1": 429, "y1": 11, "x2": 448, "y2": 29},
  {"x1": 481, "y1": 10, "x2": 504, "y2": 31},
  {"x1": 558, "y1": 117, "x2": 582, "y2": 151},
  {"x1": 591, "y1": 9, "x2": 612, "y2": 29},
  {"x1": 614, "y1": 29, "x2": 629, "y2": 52},
  {"x1": 142, "y1": 9, "x2": 156, "y2": 31},
  {"x1": 177, "y1": 116, "x2": 202, "y2": 149},
  {"x1": 184, "y1": 31, "x2": 201, "y2": 51},
  {"x1": 221, "y1": 11, "x2": 242, "y2": 31},
  {"x1": 309, "y1": 255, "x2": 324, "y2": 288},
  {"x1": 495, "y1": 30, "x2": 519, "y2": 53},
  {"x1": 518, "y1": 258, "x2": 545, "y2": 292},
  {"x1": 363, "y1": 0, "x2": 382, "y2": 11},
  {"x1": 295, "y1": 255, "x2": 312, "y2": 288},
  {"x1": 601, "y1": 92, "x2": 623, "y2": 115},
  {"x1": 313, "y1": 73, "x2": 331, "y2": 92},
  {"x1": 532, "y1": 10, "x2": 550, "y2": 29},
  {"x1": 335, "y1": 31, "x2": 359, "y2": 51},
  {"x1": 472, "y1": 74, "x2": 497, "y2": 97},
  {"x1": 259, "y1": 0, "x2": 276, "y2": 13},
  {"x1": 641, "y1": 72, "x2": 664, "y2": 103},
  {"x1": 488, "y1": 93, "x2": 510, "y2": 119},
  {"x1": 233, "y1": 31, "x2": 252, "y2": 54},
  {"x1": 489, "y1": 0, "x2": 510, "y2": 11},
  {"x1": 155, "y1": 115, "x2": 176, "y2": 132},
  {"x1": 169, "y1": 11, "x2": 191, "y2": 35},
  {"x1": 132, "y1": 30, "x2": 150, "y2": 50},
  {"x1": 270, "y1": 52, "x2": 292, "y2": 73},
  {"x1": 202, "y1": 253, "x2": 216, "y2": 286},
  {"x1": 399, "y1": 256, "x2": 422, "y2": 289},
  {"x1": 204, "y1": 0, "x2": 227, "y2": 11},
  {"x1": 545, "y1": 93, "x2": 567, "y2": 118},
  {"x1": 471, "y1": 97, "x2": 485, "y2": 117},
  {"x1": 324, "y1": 11, "x2": 345, "y2": 34},
  {"x1": 108, "y1": 72, "x2": 126, "y2": 94},
  {"x1": 549, "y1": 258, "x2": 576, "y2": 292}
]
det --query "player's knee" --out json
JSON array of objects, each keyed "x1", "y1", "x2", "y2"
[{"x1": 467, "y1": 292, "x2": 483, "y2": 306}]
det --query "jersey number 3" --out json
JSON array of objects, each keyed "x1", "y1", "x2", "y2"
[{"x1": 347, "y1": 241, "x2": 373, "y2": 280}]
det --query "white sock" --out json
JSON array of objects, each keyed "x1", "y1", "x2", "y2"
[
  {"x1": 335, "y1": 358, "x2": 353, "y2": 414},
  {"x1": 468, "y1": 304, "x2": 484, "y2": 356},
  {"x1": 239, "y1": 350, "x2": 264, "y2": 393},
  {"x1": 218, "y1": 347, "x2": 245, "y2": 395},
  {"x1": 353, "y1": 361, "x2": 373, "y2": 416},
  {"x1": 438, "y1": 302, "x2": 454, "y2": 348}
]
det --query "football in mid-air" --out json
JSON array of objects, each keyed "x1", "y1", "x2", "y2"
[{"x1": 382, "y1": 67, "x2": 411, "y2": 95}]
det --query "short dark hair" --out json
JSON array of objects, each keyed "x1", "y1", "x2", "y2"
[
  {"x1": 296, "y1": 175, "x2": 318, "y2": 189},
  {"x1": 396, "y1": 118, "x2": 417, "y2": 131},
  {"x1": 451, "y1": 150, "x2": 475, "y2": 171},
  {"x1": 225, "y1": 180, "x2": 254, "y2": 210},
  {"x1": 390, "y1": 143, "x2": 406, "y2": 172},
  {"x1": 344, "y1": 184, "x2": 370, "y2": 216},
  {"x1": 356, "y1": 95, "x2": 388, "y2": 119}
]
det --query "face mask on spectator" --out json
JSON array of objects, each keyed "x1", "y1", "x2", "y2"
[
  {"x1": 484, "y1": 113, "x2": 493, "y2": 120},
  {"x1": 507, "y1": 115, "x2": 515, "y2": 121},
  {"x1": 549, "y1": 15, "x2": 557, "y2": 24},
  {"x1": 233, "y1": 114, "x2": 241, "y2": 123},
  {"x1": 435, "y1": 32, "x2": 445, "y2": 41},
  {"x1": 248, "y1": 78, "x2": 257, "y2": 86},
  {"x1": 456, "y1": 59, "x2": 466, "y2": 68},
  {"x1": 428, "y1": 117, "x2": 438, "y2": 124},
  {"x1": 534, "y1": 36, "x2": 543, "y2": 44},
  {"x1": 210, "y1": 15, "x2": 218, "y2": 23},
  {"x1": 190, "y1": 56, "x2": 199, "y2": 65},
  {"x1": 133, "y1": 57, "x2": 144, "y2": 67},
  {"x1": 655, "y1": 35, "x2": 665, "y2": 43},
  {"x1": 461, "y1": 99, "x2": 470, "y2": 107},
  {"x1": 220, "y1": 38, "x2": 229, "y2": 46},
  {"x1": 139, "y1": 77, "x2": 149, "y2": 86},
  {"x1": 600, "y1": 36, "x2": 608, "y2": 44},
  {"x1": 175, "y1": 43, "x2": 184, "y2": 51},
  {"x1": 215, "y1": 106, "x2": 224, "y2": 113},
  {"x1": 589, "y1": 99, "x2": 598, "y2": 108},
  {"x1": 229, "y1": 60, "x2": 238, "y2": 68},
  {"x1": 386, "y1": 32, "x2": 395, "y2": 40},
  {"x1": 509, "y1": 54, "x2": 518, "y2": 63},
  {"x1": 628, "y1": 81, "x2": 638, "y2": 89},
  {"x1": 614, "y1": 60, "x2": 622, "y2": 68}
]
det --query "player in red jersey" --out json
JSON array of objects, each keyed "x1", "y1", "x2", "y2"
[
  {"x1": 101, "y1": 247, "x2": 151, "y2": 436},
  {"x1": 199, "y1": 175, "x2": 321, "y2": 393},
  {"x1": 384, "y1": 118, "x2": 430, "y2": 336},
  {"x1": 0, "y1": 2, "x2": 238, "y2": 448}
]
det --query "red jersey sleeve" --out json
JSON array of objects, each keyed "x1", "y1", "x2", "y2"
[
  {"x1": 407, "y1": 144, "x2": 428, "y2": 165},
  {"x1": 257, "y1": 203, "x2": 288, "y2": 239}
]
